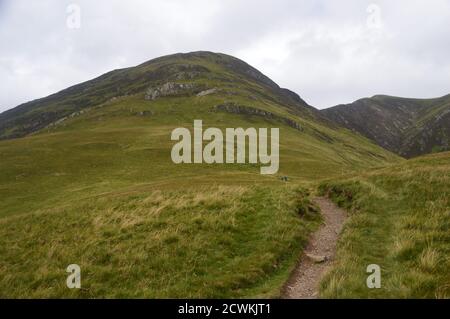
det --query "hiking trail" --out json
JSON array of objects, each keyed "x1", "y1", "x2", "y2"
[{"x1": 283, "y1": 197, "x2": 347, "y2": 299}]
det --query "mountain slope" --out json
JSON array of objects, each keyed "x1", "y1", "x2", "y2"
[
  {"x1": 0, "y1": 51, "x2": 401, "y2": 297},
  {"x1": 321, "y1": 94, "x2": 450, "y2": 158},
  {"x1": 0, "y1": 51, "x2": 319, "y2": 140},
  {"x1": 0, "y1": 51, "x2": 401, "y2": 216}
]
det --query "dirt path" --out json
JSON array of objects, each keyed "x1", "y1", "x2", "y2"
[{"x1": 282, "y1": 197, "x2": 347, "y2": 299}]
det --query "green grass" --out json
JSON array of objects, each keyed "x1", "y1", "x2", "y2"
[
  {"x1": 0, "y1": 90, "x2": 400, "y2": 218},
  {"x1": 0, "y1": 53, "x2": 403, "y2": 298},
  {"x1": 318, "y1": 152, "x2": 450, "y2": 298},
  {"x1": 0, "y1": 185, "x2": 320, "y2": 298}
]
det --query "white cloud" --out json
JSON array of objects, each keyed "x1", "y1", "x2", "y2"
[{"x1": 0, "y1": 0, "x2": 449, "y2": 112}]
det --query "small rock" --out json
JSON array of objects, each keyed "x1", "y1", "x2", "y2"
[
  {"x1": 306, "y1": 253, "x2": 327, "y2": 263},
  {"x1": 197, "y1": 88, "x2": 217, "y2": 97}
]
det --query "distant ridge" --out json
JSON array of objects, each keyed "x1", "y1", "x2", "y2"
[{"x1": 321, "y1": 94, "x2": 450, "y2": 158}]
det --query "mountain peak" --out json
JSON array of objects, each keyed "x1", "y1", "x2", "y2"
[{"x1": 0, "y1": 51, "x2": 313, "y2": 140}]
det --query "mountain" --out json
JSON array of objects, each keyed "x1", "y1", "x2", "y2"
[
  {"x1": 321, "y1": 94, "x2": 450, "y2": 158},
  {"x1": 0, "y1": 51, "x2": 318, "y2": 140},
  {"x1": 0, "y1": 50, "x2": 400, "y2": 216},
  {"x1": 0, "y1": 51, "x2": 401, "y2": 298}
]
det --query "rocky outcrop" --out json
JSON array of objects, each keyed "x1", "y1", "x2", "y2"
[
  {"x1": 45, "y1": 109, "x2": 90, "y2": 129},
  {"x1": 215, "y1": 102, "x2": 303, "y2": 131},
  {"x1": 144, "y1": 82, "x2": 201, "y2": 100},
  {"x1": 144, "y1": 63, "x2": 210, "y2": 82}
]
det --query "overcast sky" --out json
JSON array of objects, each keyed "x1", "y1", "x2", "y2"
[{"x1": 1, "y1": 0, "x2": 449, "y2": 112}]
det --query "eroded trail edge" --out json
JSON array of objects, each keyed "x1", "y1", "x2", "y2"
[{"x1": 282, "y1": 197, "x2": 347, "y2": 299}]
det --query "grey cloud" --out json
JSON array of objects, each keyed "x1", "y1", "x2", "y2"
[{"x1": 0, "y1": 0, "x2": 449, "y2": 112}]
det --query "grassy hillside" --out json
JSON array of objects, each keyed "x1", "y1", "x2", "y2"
[
  {"x1": 0, "y1": 52, "x2": 400, "y2": 218},
  {"x1": 321, "y1": 94, "x2": 450, "y2": 158},
  {"x1": 318, "y1": 152, "x2": 450, "y2": 298},
  {"x1": 0, "y1": 52, "x2": 401, "y2": 298},
  {"x1": 0, "y1": 185, "x2": 322, "y2": 298}
]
